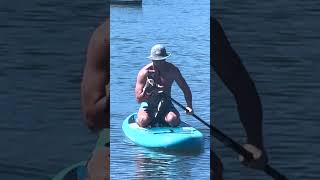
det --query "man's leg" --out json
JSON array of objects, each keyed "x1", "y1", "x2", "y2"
[
  {"x1": 86, "y1": 147, "x2": 109, "y2": 180},
  {"x1": 137, "y1": 102, "x2": 153, "y2": 127},
  {"x1": 164, "y1": 107, "x2": 180, "y2": 127}
]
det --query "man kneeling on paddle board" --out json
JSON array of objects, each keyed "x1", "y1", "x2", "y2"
[{"x1": 135, "y1": 44, "x2": 194, "y2": 127}]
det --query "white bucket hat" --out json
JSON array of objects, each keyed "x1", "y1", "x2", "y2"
[{"x1": 147, "y1": 44, "x2": 171, "y2": 61}]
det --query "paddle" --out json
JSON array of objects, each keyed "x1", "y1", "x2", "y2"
[{"x1": 163, "y1": 93, "x2": 288, "y2": 180}]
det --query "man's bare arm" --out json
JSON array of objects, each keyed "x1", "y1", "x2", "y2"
[
  {"x1": 135, "y1": 70, "x2": 149, "y2": 103},
  {"x1": 213, "y1": 18, "x2": 264, "y2": 149},
  {"x1": 81, "y1": 22, "x2": 108, "y2": 131},
  {"x1": 174, "y1": 68, "x2": 193, "y2": 109}
]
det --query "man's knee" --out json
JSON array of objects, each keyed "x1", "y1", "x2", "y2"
[
  {"x1": 87, "y1": 147, "x2": 109, "y2": 180},
  {"x1": 137, "y1": 114, "x2": 151, "y2": 127},
  {"x1": 165, "y1": 112, "x2": 180, "y2": 127}
]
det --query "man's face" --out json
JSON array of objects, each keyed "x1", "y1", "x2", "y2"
[{"x1": 152, "y1": 60, "x2": 165, "y2": 67}]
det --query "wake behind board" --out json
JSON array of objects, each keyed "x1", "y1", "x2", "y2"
[{"x1": 122, "y1": 113, "x2": 203, "y2": 152}]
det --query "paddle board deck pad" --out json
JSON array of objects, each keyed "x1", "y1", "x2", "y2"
[
  {"x1": 52, "y1": 129, "x2": 109, "y2": 180},
  {"x1": 122, "y1": 113, "x2": 203, "y2": 152}
]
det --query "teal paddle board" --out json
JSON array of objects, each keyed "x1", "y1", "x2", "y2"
[{"x1": 122, "y1": 113, "x2": 203, "y2": 151}]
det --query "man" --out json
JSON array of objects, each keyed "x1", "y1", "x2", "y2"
[
  {"x1": 81, "y1": 16, "x2": 109, "y2": 179},
  {"x1": 135, "y1": 44, "x2": 193, "y2": 128},
  {"x1": 211, "y1": 17, "x2": 268, "y2": 179}
]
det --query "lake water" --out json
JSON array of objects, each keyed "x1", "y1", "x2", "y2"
[
  {"x1": 214, "y1": 0, "x2": 320, "y2": 179},
  {"x1": 110, "y1": 0, "x2": 210, "y2": 179}
]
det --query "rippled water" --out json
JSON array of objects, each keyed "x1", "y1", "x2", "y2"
[
  {"x1": 1, "y1": 0, "x2": 318, "y2": 179},
  {"x1": 0, "y1": 1, "x2": 106, "y2": 179},
  {"x1": 214, "y1": 0, "x2": 320, "y2": 179},
  {"x1": 110, "y1": 0, "x2": 210, "y2": 179}
]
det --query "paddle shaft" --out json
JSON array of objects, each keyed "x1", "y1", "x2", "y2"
[{"x1": 166, "y1": 95, "x2": 288, "y2": 180}]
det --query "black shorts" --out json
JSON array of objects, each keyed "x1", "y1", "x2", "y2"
[{"x1": 139, "y1": 99, "x2": 177, "y2": 126}]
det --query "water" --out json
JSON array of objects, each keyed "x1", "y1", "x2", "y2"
[
  {"x1": 0, "y1": 1, "x2": 106, "y2": 179},
  {"x1": 214, "y1": 0, "x2": 320, "y2": 179},
  {"x1": 110, "y1": 0, "x2": 210, "y2": 179},
  {"x1": 1, "y1": 0, "x2": 319, "y2": 179}
]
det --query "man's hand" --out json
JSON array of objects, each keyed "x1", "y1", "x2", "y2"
[
  {"x1": 143, "y1": 78, "x2": 164, "y2": 96},
  {"x1": 185, "y1": 106, "x2": 194, "y2": 115},
  {"x1": 142, "y1": 78, "x2": 155, "y2": 95},
  {"x1": 146, "y1": 69, "x2": 155, "y2": 76},
  {"x1": 238, "y1": 144, "x2": 268, "y2": 170}
]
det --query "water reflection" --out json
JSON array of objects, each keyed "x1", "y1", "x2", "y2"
[{"x1": 134, "y1": 149, "x2": 203, "y2": 179}]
